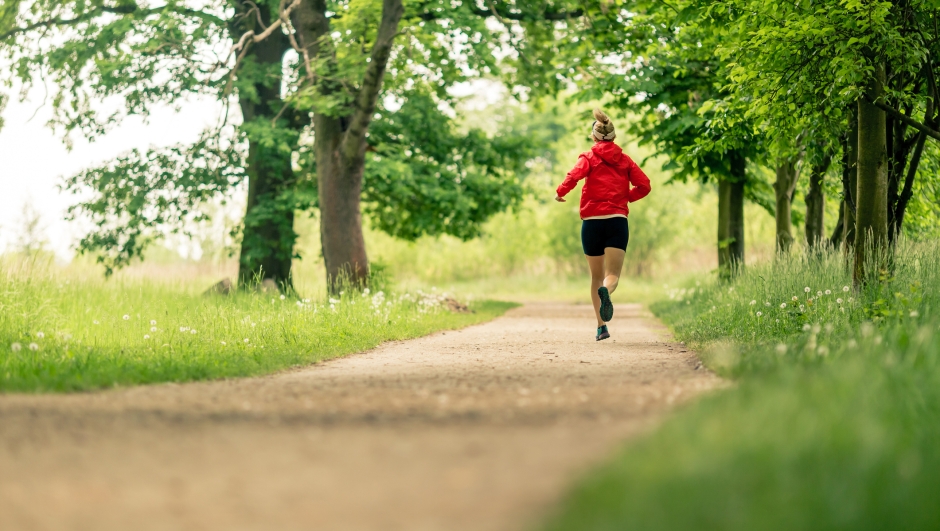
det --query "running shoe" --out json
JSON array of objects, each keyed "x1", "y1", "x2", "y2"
[
  {"x1": 596, "y1": 325, "x2": 610, "y2": 341},
  {"x1": 598, "y1": 286, "x2": 614, "y2": 322}
]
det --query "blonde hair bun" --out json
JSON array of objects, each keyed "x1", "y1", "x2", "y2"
[{"x1": 592, "y1": 108, "x2": 616, "y2": 141}]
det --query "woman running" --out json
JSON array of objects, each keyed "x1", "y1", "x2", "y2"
[{"x1": 555, "y1": 109, "x2": 651, "y2": 341}]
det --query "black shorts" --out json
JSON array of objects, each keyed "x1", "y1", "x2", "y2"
[{"x1": 581, "y1": 217, "x2": 630, "y2": 256}]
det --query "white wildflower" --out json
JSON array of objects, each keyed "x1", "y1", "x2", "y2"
[
  {"x1": 824, "y1": 290, "x2": 831, "y2": 295},
  {"x1": 837, "y1": 298, "x2": 843, "y2": 304},
  {"x1": 792, "y1": 296, "x2": 798, "y2": 301},
  {"x1": 765, "y1": 301, "x2": 771, "y2": 307},
  {"x1": 848, "y1": 339, "x2": 858, "y2": 348},
  {"x1": 243, "y1": 338, "x2": 250, "y2": 343},
  {"x1": 775, "y1": 344, "x2": 788, "y2": 354},
  {"x1": 11, "y1": 343, "x2": 22, "y2": 352},
  {"x1": 151, "y1": 327, "x2": 157, "y2": 332},
  {"x1": 35, "y1": 331, "x2": 45, "y2": 339},
  {"x1": 123, "y1": 315, "x2": 130, "y2": 320},
  {"x1": 756, "y1": 311, "x2": 763, "y2": 317},
  {"x1": 843, "y1": 286, "x2": 850, "y2": 292},
  {"x1": 910, "y1": 310, "x2": 919, "y2": 318},
  {"x1": 329, "y1": 297, "x2": 339, "y2": 304},
  {"x1": 364, "y1": 288, "x2": 371, "y2": 295},
  {"x1": 817, "y1": 346, "x2": 829, "y2": 356},
  {"x1": 799, "y1": 305, "x2": 805, "y2": 311},
  {"x1": 780, "y1": 303, "x2": 787, "y2": 308},
  {"x1": 190, "y1": 329, "x2": 197, "y2": 335},
  {"x1": 848, "y1": 297, "x2": 854, "y2": 303},
  {"x1": 803, "y1": 324, "x2": 811, "y2": 331},
  {"x1": 144, "y1": 335, "x2": 150, "y2": 340},
  {"x1": 816, "y1": 291, "x2": 822, "y2": 297},
  {"x1": 220, "y1": 341, "x2": 227, "y2": 346},
  {"x1": 28, "y1": 343, "x2": 39, "y2": 351},
  {"x1": 150, "y1": 320, "x2": 157, "y2": 325},
  {"x1": 280, "y1": 294, "x2": 286, "y2": 300},
  {"x1": 93, "y1": 320, "x2": 100, "y2": 325},
  {"x1": 749, "y1": 300, "x2": 757, "y2": 306},
  {"x1": 804, "y1": 287, "x2": 811, "y2": 293}
]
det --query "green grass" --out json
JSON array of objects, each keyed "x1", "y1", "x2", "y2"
[
  {"x1": 0, "y1": 271, "x2": 516, "y2": 393},
  {"x1": 543, "y1": 242, "x2": 940, "y2": 531}
]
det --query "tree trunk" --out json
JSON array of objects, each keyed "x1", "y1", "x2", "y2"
[
  {"x1": 773, "y1": 158, "x2": 799, "y2": 253},
  {"x1": 855, "y1": 64, "x2": 889, "y2": 286},
  {"x1": 236, "y1": 13, "x2": 297, "y2": 290},
  {"x1": 296, "y1": 0, "x2": 403, "y2": 292},
  {"x1": 717, "y1": 179, "x2": 732, "y2": 278},
  {"x1": 829, "y1": 200, "x2": 845, "y2": 248},
  {"x1": 315, "y1": 113, "x2": 370, "y2": 289},
  {"x1": 804, "y1": 154, "x2": 831, "y2": 250},
  {"x1": 843, "y1": 109, "x2": 859, "y2": 252},
  {"x1": 728, "y1": 152, "x2": 746, "y2": 269}
]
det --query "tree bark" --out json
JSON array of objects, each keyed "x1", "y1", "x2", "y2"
[
  {"x1": 804, "y1": 153, "x2": 831, "y2": 250},
  {"x1": 855, "y1": 64, "x2": 890, "y2": 286},
  {"x1": 728, "y1": 160, "x2": 746, "y2": 269},
  {"x1": 773, "y1": 157, "x2": 799, "y2": 253},
  {"x1": 829, "y1": 200, "x2": 845, "y2": 248},
  {"x1": 235, "y1": 9, "x2": 297, "y2": 290},
  {"x1": 296, "y1": 0, "x2": 404, "y2": 291},
  {"x1": 843, "y1": 109, "x2": 859, "y2": 252},
  {"x1": 717, "y1": 178, "x2": 731, "y2": 278}
]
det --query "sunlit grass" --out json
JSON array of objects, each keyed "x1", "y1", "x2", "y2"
[
  {"x1": 544, "y1": 242, "x2": 940, "y2": 531},
  {"x1": 0, "y1": 269, "x2": 516, "y2": 393}
]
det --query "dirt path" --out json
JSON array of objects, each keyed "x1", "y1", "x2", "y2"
[{"x1": 0, "y1": 303, "x2": 722, "y2": 531}]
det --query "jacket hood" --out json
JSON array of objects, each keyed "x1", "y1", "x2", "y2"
[{"x1": 591, "y1": 141, "x2": 623, "y2": 165}]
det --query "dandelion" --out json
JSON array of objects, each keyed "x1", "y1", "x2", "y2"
[
  {"x1": 775, "y1": 344, "x2": 788, "y2": 354},
  {"x1": 144, "y1": 335, "x2": 150, "y2": 340},
  {"x1": 251, "y1": 323, "x2": 256, "y2": 327},
  {"x1": 837, "y1": 298, "x2": 843, "y2": 304},
  {"x1": 910, "y1": 310, "x2": 920, "y2": 318},
  {"x1": 775, "y1": 319, "x2": 780, "y2": 323},
  {"x1": 329, "y1": 298, "x2": 339, "y2": 304},
  {"x1": 799, "y1": 305, "x2": 805, "y2": 311},
  {"x1": 123, "y1": 315, "x2": 130, "y2": 320},
  {"x1": 280, "y1": 294, "x2": 286, "y2": 300},
  {"x1": 843, "y1": 286, "x2": 850, "y2": 292},
  {"x1": 180, "y1": 327, "x2": 187, "y2": 332},
  {"x1": 749, "y1": 300, "x2": 757, "y2": 306},
  {"x1": 804, "y1": 287, "x2": 811, "y2": 293},
  {"x1": 824, "y1": 290, "x2": 831, "y2": 295},
  {"x1": 150, "y1": 320, "x2": 157, "y2": 325},
  {"x1": 816, "y1": 291, "x2": 822, "y2": 297},
  {"x1": 339, "y1": 290, "x2": 345, "y2": 295},
  {"x1": 190, "y1": 329, "x2": 197, "y2": 335},
  {"x1": 35, "y1": 331, "x2": 45, "y2": 339},
  {"x1": 792, "y1": 296, "x2": 798, "y2": 301},
  {"x1": 11, "y1": 343, "x2": 22, "y2": 352},
  {"x1": 803, "y1": 324, "x2": 811, "y2": 331},
  {"x1": 848, "y1": 297, "x2": 854, "y2": 303},
  {"x1": 28, "y1": 343, "x2": 39, "y2": 351},
  {"x1": 756, "y1": 311, "x2": 763, "y2": 317},
  {"x1": 765, "y1": 301, "x2": 771, "y2": 306},
  {"x1": 220, "y1": 341, "x2": 227, "y2": 346},
  {"x1": 151, "y1": 326, "x2": 157, "y2": 332},
  {"x1": 780, "y1": 303, "x2": 787, "y2": 308},
  {"x1": 364, "y1": 288, "x2": 371, "y2": 295},
  {"x1": 243, "y1": 338, "x2": 250, "y2": 343},
  {"x1": 93, "y1": 320, "x2": 100, "y2": 325}
]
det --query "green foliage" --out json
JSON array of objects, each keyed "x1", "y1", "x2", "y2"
[
  {"x1": 0, "y1": 271, "x2": 515, "y2": 392},
  {"x1": 543, "y1": 243, "x2": 940, "y2": 531}
]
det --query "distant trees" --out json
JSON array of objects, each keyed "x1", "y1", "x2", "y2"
[{"x1": 0, "y1": 0, "x2": 596, "y2": 291}]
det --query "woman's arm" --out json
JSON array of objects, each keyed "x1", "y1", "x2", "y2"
[
  {"x1": 624, "y1": 157, "x2": 652, "y2": 202},
  {"x1": 555, "y1": 155, "x2": 591, "y2": 200}
]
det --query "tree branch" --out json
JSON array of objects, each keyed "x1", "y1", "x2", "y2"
[
  {"x1": 341, "y1": 0, "x2": 404, "y2": 163},
  {"x1": 0, "y1": 4, "x2": 224, "y2": 41},
  {"x1": 871, "y1": 99, "x2": 940, "y2": 143}
]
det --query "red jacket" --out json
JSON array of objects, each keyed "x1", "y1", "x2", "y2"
[{"x1": 556, "y1": 141, "x2": 652, "y2": 219}]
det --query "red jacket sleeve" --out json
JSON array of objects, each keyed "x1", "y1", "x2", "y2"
[
  {"x1": 624, "y1": 156, "x2": 651, "y2": 202},
  {"x1": 556, "y1": 155, "x2": 590, "y2": 198}
]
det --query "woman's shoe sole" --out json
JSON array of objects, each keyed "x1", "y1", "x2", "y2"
[
  {"x1": 596, "y1": 331, "x2": 610, "y2": 341},
  {"x1": 598, "y1": 287, "x2": 614, "y2": 322}
]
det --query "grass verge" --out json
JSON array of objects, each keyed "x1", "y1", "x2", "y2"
[
  {"x1": 542, "y1": 242, "x2": 940, "y2": 531},
  {"x1": 0, "y1": 274, "x2": 516, "y2": 393}
]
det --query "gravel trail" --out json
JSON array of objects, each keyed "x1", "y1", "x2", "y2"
[{"x1": 0, "y1": 302, "x2": 722, "y2": 531}]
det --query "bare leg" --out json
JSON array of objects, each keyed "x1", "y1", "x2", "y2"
[
  {"x1": 586, "y1": 255, "x2": 606, "y2": 327},
  {"x1": 603, "y1": 247, "x2": 626, "y2": 294}
]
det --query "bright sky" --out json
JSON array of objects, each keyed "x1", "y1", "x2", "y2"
[{"x1": 0, "y1": 89, "x2": 225, "y2": 260}]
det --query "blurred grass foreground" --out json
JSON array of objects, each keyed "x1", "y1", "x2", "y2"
[{"x1": 544, "y1": 241, "x2": 940, "y2": 531}]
